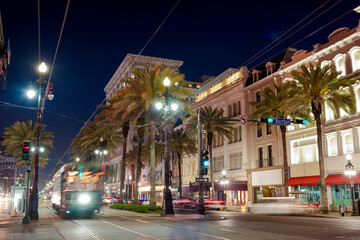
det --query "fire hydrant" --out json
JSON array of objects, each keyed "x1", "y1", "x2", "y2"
[{"x1": 340, "y1": 203, "x2": 345, "y2": 217}]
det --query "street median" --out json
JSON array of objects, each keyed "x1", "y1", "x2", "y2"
[{"x1": 110, "y1": 203, "x2": 162, "y2": 213}]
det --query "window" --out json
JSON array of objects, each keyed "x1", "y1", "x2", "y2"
[
  {"x1": 238, "y1": 101, "x2": 241, "y2": 115},
  {"x1": 266, "y1": 123, "x2": 272, "y2": 135},
  {"x1": 349, "y1": 47, "x2": 360, "y2": 72},
  {"x1": 230, "y1": 153, "x2": 242, "y2": 170},
  {"x1": 232, "y1": 128, "x2": 238, "y2": 143},
  {"x1": 340, "y1": 106, "x2": 350, "y2": 118},
  {"x1": 326, "y1": 133, "x2": 338, "y2": 157},
  {"x1": 258, "y1": 147, "x2": 263, "y2": 168},
  {"x1": 256, "y1": 91, "x2": 261, "y2": 102},
  {"x1": 257, "y1": 125, "x2": 262, "y2": 137},
  {"x1": 290, "y1": 136, "x2": 318, "y2": 164},
  {"x1": 238, "y1": 126, "x2": 242, "y2": 141},
  {"x1": 233, "y1": 103, "x2": 238, "y2": 116},
  {"x1": 268, "y1": 145, "x2": 273, "y2": 166},
  {"x1": 214, "y1": 156, "x2": 224, "y2": 172},
  {"x1": 334, "y1": 54, "x2": 346, "y2": 77},
  {"x1": 228, "y1": 105, "x2": 233, "y2": 118},
  {"x1": 341, "y1": 129, "x2": 354, "y2": 154},
  {"x1": 325, "y1": 103, "x2": 335, "y2": 121}
]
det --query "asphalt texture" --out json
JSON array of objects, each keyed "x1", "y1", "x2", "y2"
[{"x1": 1, "y1": 201, "x2": 360, "y2": 240}]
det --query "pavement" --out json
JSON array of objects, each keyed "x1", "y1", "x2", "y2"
[{"x1": 1, "y1": 202, "x2": 360, "y2": 240}]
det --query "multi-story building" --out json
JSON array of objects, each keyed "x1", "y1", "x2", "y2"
[
  {"x1": 103, "y1": 54, "x2": 185, "y2": 202},
  {"x1": 0, "y1": 138, "x2": 16, "y2": 194},
  {"x1": 187, "y1": 15, "x2": 360, "y2": 211}
]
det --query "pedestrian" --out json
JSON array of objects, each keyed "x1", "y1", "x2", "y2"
[{"x1": 340, "y1": 203, "x2": 345, "y2": 217}]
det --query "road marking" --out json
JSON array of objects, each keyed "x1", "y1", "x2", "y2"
[
  {"x1": 136, "y1": 219, "x2": 150, "y2": 223},
  {"x1": 221, "y1": 228, "x2": 284, "y2": 240},
  {"x1": 102, "y1": 220, "x2": 159, "y2": 240}
]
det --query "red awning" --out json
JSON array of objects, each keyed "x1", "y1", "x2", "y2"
[
  {"x1": 288, "y1": 176, "x2": 320, "y2": 186},
  {"x1": 325, "y1": 174, "x2": 360, "y2": 185}
]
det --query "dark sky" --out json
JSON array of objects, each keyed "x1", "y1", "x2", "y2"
[{"x1": 0, "y1": 0, "x2": 359, "y2": 186}]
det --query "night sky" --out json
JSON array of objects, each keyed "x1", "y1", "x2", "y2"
[{"x1": 0, "y1": 0, "x2": 359, "y2": 186}]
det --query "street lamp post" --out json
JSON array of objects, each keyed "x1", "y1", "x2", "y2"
[
  {"x1": 155, "y1": 77, "x2": 178, "y2": 215},
  {"x1": 345, "y1": 153, "x2": 357, "y2": 216},
  {"x1": 28, "y1": 62, "x2": 52, "y2": 220},
  {"x1": 220, "y1": 170, "x2": 229, "y2": 208}
]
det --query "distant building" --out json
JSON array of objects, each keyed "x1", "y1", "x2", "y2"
[{"x1": 0, "y1": 137, "x2": 16, "y2": 193}]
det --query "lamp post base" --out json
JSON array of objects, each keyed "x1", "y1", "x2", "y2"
[
  {"x1": 29, "y1": 193, "x2": 39, "y2": 220},
  {"x1": 197, "y1": 206, "x2": 206, "y2": 215},
  {"x1": 22, "y1": 216, "x2": 30, "y2": 224},
  {"x1": 162, "y1": 189, "x2": 174, "y2": 215}
]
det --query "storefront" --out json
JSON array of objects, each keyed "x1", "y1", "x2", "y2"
[
  {"x1": 326, "y1": 174, "x2": 360, "y2": 208},
  {"x1": 288, "y1": 175, "x2": 321, "y2": 205}
]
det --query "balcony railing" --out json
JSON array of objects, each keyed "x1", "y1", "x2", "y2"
[{"x1": 256, "y1": 158, "x2": 273, "y2": 168}]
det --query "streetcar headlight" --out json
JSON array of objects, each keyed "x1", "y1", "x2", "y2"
[{"x1": 78, "y1": 194, "x2": 91, "y2": 204}]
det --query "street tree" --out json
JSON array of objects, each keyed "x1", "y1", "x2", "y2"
[
  {"x1": 3, "y1": 120, "x2": 53, "y2": 168},
  {"x1": 169, "y1": 128, "x2": 197, "y2": 197},
  {"x1": 188, "y1": 107, "x2": 233, "y2": 199},
  {"x1": 249, "y1": 84, "x2": 309, "y2": 196},
  {"x1": 288, "y1": 63, "x2": 356, "y2": 213}
]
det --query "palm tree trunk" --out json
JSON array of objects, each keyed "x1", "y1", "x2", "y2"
[
  {"x1": 177, "y1": 152, "x2": 182, "y2": 197},
  {"x1": 150, "y1": 123, "x2": 156, "y2": 205},
  {"x1": 280, "y1": 125, "x2": 289, "y2": 197},
  {"x1": 208, "y1": 134, "x2": 215, "y2": 200},
  {"x1": 119, "y1": 122, "x2": 129, "y2": 203},
  {"x1": 134, "y1": 127, "x2": 144, "y2": 204},
  {"x1": 314, "y1": 112, "x2": 328, "y2": 213}
]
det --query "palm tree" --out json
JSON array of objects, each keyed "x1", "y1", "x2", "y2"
[
  {"x1": 288, "y1": 63, "x2": 356, "y2": 213},
  {"x1": 249, "y1": 84, "x2": 309, "y2": 197},
  {"x1": 188, "y1": 107, "x2": 233, "y2": 199},
  {"x1": 169, "y1": 128, "x2": 197, "y2": 197},
  {"x1": 3, "y1": 120, "x2": 54, "y2": 168},
  {"x1": 70, "y1": 120, "x2": 121, "y2": 160},
  {"x1": 112, "y1": 64, "x2": 191, "y2": 205}
]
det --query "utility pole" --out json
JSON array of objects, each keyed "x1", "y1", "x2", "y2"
[{"x1": 197, "y1": 111, "x2": 206, "y2": 215}]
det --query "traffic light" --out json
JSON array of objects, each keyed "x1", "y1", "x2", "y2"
[
  {"x1": 201, "y1": 150, "x2": 209, "y2": 169},
  {"x1": 22, "y1": 141, "x2": 30, "y2": 160},
  {"x1": 258, "y1": 117, "x2": 273, "y2": 124},
  {"x1": 294, "y1": 119, "x2": 308, "y2": 125}
]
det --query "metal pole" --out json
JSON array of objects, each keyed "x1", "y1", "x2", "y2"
[
  {"x1": 163, "y1": 89, "x2": 174, "y2": 215},
  {"x1": 22, "y1": 162, "x2": 31, "y2": 224},
  {"x1": 350, "y1": 174, "x2": 356, "y2": 216},
  {"x1": 29, "y1": 74, "x2": 45, "y2": 220},
  {"x1": 197, "y1": 110, "x2": 206, "y2": 215}
]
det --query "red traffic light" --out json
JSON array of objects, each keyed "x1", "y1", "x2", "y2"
[
  {"x1": 202, "y1": 150, "x2": 209, "y2": 155},
  {"x1": 22, "y1": 141, "x2": 30, "y2": 150}
]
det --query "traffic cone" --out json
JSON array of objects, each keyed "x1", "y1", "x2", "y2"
[{"x1": 12, "y1": 207, "x2": 17, "y2": 217}]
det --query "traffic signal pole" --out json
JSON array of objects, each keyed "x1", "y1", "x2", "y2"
[{"x1": 197, "y1": 111, "x2": 206, "y2": 215}]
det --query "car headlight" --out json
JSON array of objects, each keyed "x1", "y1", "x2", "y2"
[{"x1": 78, "y1": 194, "x2": 91, "y2": 204}]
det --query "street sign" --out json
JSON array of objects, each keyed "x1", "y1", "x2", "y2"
[
  {"x1": 196, "y1": 178, "x2": 209, "y2": 182},
  {"x1": 272, "y1": 118, "x2": 291, "y2": 126},
  {"x1": 239, "y1": 115, "x2": 248, "y2": 124}
]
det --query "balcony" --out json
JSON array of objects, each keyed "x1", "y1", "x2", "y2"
[{"x1": 256, "y1": 158, "x2": 273, "y2": 168}]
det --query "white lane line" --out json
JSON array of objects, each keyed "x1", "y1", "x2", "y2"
[
  {"x1": 102, "y1": 220, "x2": 160, "y2": 240},
  {"x1": 136, "y1": 219, "x2": 150, "y2": 223}
]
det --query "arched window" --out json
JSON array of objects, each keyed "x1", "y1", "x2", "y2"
[
  {"x1": 326, "y1": 133, "x2": 338, "y2": 157},
  {"x1": 333, "y1": 54, "x2": 346, "y2": 77},
  {"x1": 349, "y1": 46, "x2": 360, "y2": 72},
  {"x1": 341, "y1": 129, "x2": 354, "y2": 154},
  {"x1": 325, "y1": 103, "x2": 335, "y2": 121},
  {"x1": 321, "y1": 60, "x2": 331, "y2": 70}
]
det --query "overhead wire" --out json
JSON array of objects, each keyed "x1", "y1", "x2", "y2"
[
  {"x1": 240, "y1": 0, "x2": 331, "y2": 67},
  {"x1": 245, "y1": 0, "x2": 343, "y2": 69},
  {"x1": 251, "y1": 7, "x2": 355, "y2": 70}
]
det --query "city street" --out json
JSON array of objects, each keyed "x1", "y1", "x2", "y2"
[{"x1": 1, "y1": 201, "x2": 360, "y2": 240}]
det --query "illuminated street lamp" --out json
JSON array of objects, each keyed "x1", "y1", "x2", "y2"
[
  {"x1": 345, "y1": 153, "x2": 357, "y2": 216},
  {"x1": 155, "y1": 76, "x2": 179, "y2": 215},
  {"x1": 220, "y1": 170, "x2": 229, "y2": 207},
  {"x1": 28, "y1": 62, "x2": 54, "y2": 220}
]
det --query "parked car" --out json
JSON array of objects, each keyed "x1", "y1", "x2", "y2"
[
  {"x1": 111, "y1": 196, "x2": 120, "y2": 204},
  {"x1": 104, "y1": 196, "x2": 112, "y2": 204},
  {"x1": 142, "y1": 200, "x2": 150, "y2": 205}
]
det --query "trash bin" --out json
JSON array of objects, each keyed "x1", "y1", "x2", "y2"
[{"x1": 10, "y1": 184, "x2": 27, "y2": 216}]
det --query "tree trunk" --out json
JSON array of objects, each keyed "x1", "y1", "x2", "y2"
[
  {"x1": 134, "y1": 126, "x2": 144, "y2": 204},
  {"x1": 131, "y1": 165, "x2": 135, "y2": 199},
  {"x1": 150, "y1": 123, "x2": 156, "y2": 205},
  {"x1": 177, "y1": 152, "x2": 182, "y2": 198},
  {"x1": 119, "y1": 122, "x2": 129, "y2": 203},
  {"x1": 208, "y1": 134, "x2": 215, "y2": 200},
  {"x1": 280, "y1": 125, "x2": 289, "y2": 197},
  {"x1": 314, "y1": 111, "x2": 329, "y2": 213}
]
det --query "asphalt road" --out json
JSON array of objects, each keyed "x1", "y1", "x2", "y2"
[{"x1": 2, "y1": 202, "x2": 360, "y2": 240}]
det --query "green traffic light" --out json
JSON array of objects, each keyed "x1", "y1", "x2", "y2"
[
  {"x1": 267, "y1": 118, "x2": 273, "y2": 124},
  {"x1": 303, "y1": 120, "x2": 308, "y2": 125}
]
